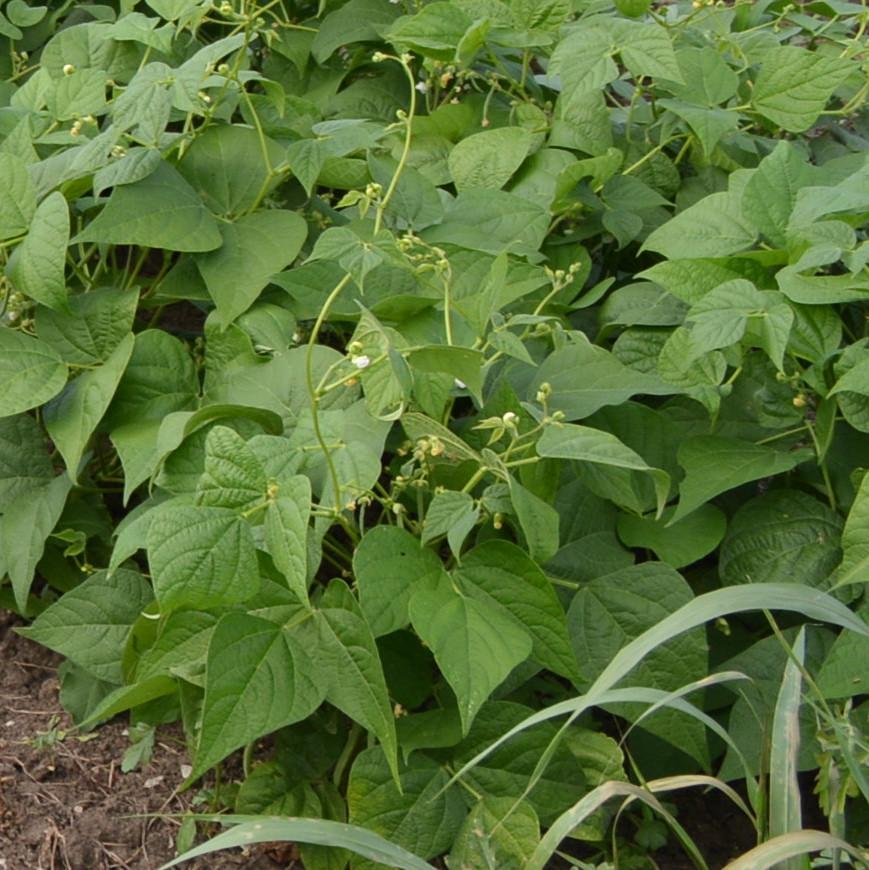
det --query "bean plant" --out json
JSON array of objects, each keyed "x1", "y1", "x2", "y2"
[{"x1": 1, "y1": 0, "x2": 868, "y2": 867}]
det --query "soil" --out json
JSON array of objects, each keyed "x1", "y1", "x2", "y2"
[{"x1": 0, "y1": 611, "x2": 284, "y2": 870}]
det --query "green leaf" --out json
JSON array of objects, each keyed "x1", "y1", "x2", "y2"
[
  {"x1": 751, "y1": 46, "x2": 853, "y2": 133},
  {"x1": 145, "y1": 0, "x2": 201, "y2": 20},
  {"x1": 307, "y1": 226, "x2": 389, "y2": 288},
  {"x1": 549, "y1": 24, "x2": 618, "y2": 109},
  {"x1": 136, "y1": 609, "x2": 219, "y2": 682},
  {"x1": 667, "y1": 47, "x2": 738, "y2": 105},
  {"x1": 510, "y1": 0, "x2": 569, "y2": 30},
  {"x1": 406, "y1": 346, "x2": 484, "y2": 401},
  {"x1": 720, "y1": 490, "x2": 842, "y2": 587},
  {"x1": 671, "y1": 436, "x2": 809, "y2": 524},
  {"x1": 1, "y1": 475, "x2": 72, "y2": 611},
  {"x1": 638, "y1": 257, "x2": 762, "y2": 305},
  {"x1": 658, "y1": 100, "x2": 738, "y2": 158},
  {"x1": 0, "y1": 329, "x2": 68, "y2": 418},
  {"x1": 422, "y1": 190, "x2": 549, "y2": 256},
  {"x1": 355, "y1": 525, "x2": 443, "y2": 637},
  {"x1": 348, "y1": 747, "x2": 466, "y2": 863},
  {"x1": 75, "y1": 160, "x2": 222, "y2": 252},
  {"x1": 531, "y1": 337, "x2": 676, "y2": 421},
  {"x1": 789, "y1": 163, "x2": 869, "y2": 228},
  {"x1": 599, "y1": 282, "x2": 687, "y2": 331},
  {"x1": 78, "y1": 676, "x2": 178, "y2": 730},
  {"x1": 195, "y1": 210, "x2": 308, "y2": 325},
  {"x1": 409, "y1": 570, "x2": 533, "y2": 733},
  {"x1": 508, "y1": 475, "x2": 560, "y2": 564},
  {"x1": 538, "y1": 423, "x2": 670, "y2": 518},
  {"x1": 48, "y1": 67, "x2": 107, "y2": 121},
  {"x1": 421, "y1": 490, "x2": 479, "y2": 559},
  {"x1": 816, "y1": 605, "x2": 869, "y2": 698},
  {"x1": 105, "y1": 329, "x2": 198, "y2": 428},
  {"x1": 44, "y1": 332, "x2": 134, "y2": 480},
  {"x1": 288, "y1": 403, "x2": 391, "y2": 510},
  {"x1": 191, "y1": 612, "x2": 325, "y2": 781},
  {"x1": 643, "y1": 191, "x2": 756, "y2": 259},
  {"x1": 147, "y1": 505, "x2": 260, "y2": 610},
  {"x1": 448, "y1": 127, "x2": 532, "y2": 191},
  {"x1": 6, "y1": 0, "x2": 47, "y2": 28},
  {"x1": 684, "y1": 279, "x2": 765, "y2": 355},
  {"x1": 315, "y1": 582, "x2": 400, "y2": 782},
  {"x1": 615, "y1": 20, "x2": 683, "y2": 84},
  {"x1": 368, "y1": 155, "x2": 444, "y2": 230},
  {"x1": 386, "y1": 2, "x2": 473, "y2": 60},
  {"x1": 656, "y1": 327, "x2": 726, "y2": 411},
  {"x1": 831, "y1": 473, "x2": 869, "y2": 588},
  {"x1": 567, "y1": 562, "x2": 710, "y2": 765},
  {"x1": 16, "y1": 569, "x2": 152, "y2": 683},
  {"x1": 5, "y1": 192, "x2": 70, "y2": 312},
  {"x1": 741, "y1": 141, "x2": 816, "y2": 247},
  {"x1": 36, "y1": 286, "x2": 138, "y2": 365},
  {"x1": 449, "y1": 796, "x2": 539, "y2": 869},
  {"x1": 617, "y1": 504, "x2": 726, "y2": 569},
  {"x1": 196, "y1": 426, "x2": 267, "y2": 511},
  {"x1": 0, "y1": 153, "x2": 36, "y2": 240},
  {"x1": 111, "y1": 63, "x2": 172, "y2": 143},
  {"x1": 289, "y1": 139, "x2": 328, "y2": 197},
  {"x1": 265, "y1": 477, "x2": 312, "y2": 606},
  {"x1": 453, "y1": 540, "x2": 579, "y2": 681},
  {"x1": 0, "y1": 414, "x2": 54, "y2": 505},
  {"x1": 312, "y1": 0, "x2": 401, "y2": 62}
]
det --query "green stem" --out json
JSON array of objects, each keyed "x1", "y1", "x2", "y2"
[
  {"x1": 373, "y1": 54, "x2": 417, "y2": 233},
  {"x1": 504, "y1": 455, "x2": 541, "y2": 469},
  {"x1": 332, "y1": 722, "x2": 363, "y2": 788},
  {"x1": 806, "y1": 421, "x2": 837, "y2": 511},
  {"x1": 242, "y1": 741, "x2": 254, "y2": 777},
  {"x1": 461, "y1": 466, "x2": 488, "y2": 494},
  {"x1": 622, "y1": 135, "x2": 682, "y2": 175},
  {"x1": 306, "y1": 274, "x2": 353, "y2": 510}
]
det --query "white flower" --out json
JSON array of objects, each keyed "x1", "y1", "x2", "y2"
[
  {"x1": 415, "y1": 81, "x2": 428, "y2": 94},
  {"x1": 502, "y1": 411, "x2": 518, "y2": 425},
  {"x1": 352, "y1": 355, "x2": 371, "y2": 370},
  {"x1": 454, "y1": 378, "x2": 467, "y2": 389}
]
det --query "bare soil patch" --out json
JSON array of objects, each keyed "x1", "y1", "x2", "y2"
[{"x1": 0, "y1": 612, "x2": 281, "y2": 870}]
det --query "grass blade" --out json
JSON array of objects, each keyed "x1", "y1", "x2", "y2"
[
  {"x1": 646, "y1": 775, "x2": 756, "y2": 831},
  {"x1": 768, "y1": 626, "x2": 807, "y2": 869},
  {"x1": 593, "y1": 585, "x2": 867, "y2": 697},
  {"x1": 157, "y1": 816, "x2": 436, "y2": 870},
  {"x1": 722, "y1": 831, "x2": 868, "y2": 869},
  {"x1": 527, "y1": 781, "x2": 707, "y2": 870}
]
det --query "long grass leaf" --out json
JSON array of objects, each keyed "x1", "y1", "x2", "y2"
[
  {"x1": 527, "y1": 781, "x2": 706, "y2": 870},
  {"x1": 157, "y1": 816, "x2": 436, "y2": 870},
  {"x1": 722, "y1": 831, "x2": 868, "y2": 869},
  {"x1": 768, "y1": 626, "x2": 807, "y2": 870},
  {"x1": 646, "y1": 775, "x2": 756, "y2": 830}
]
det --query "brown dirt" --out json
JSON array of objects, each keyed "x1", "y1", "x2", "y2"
[{"x1": 0, "y1": 611, "x2": 283, "y2": 870}]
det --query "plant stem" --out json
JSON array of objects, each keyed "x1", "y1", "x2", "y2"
[
  {"x1": 306, "y1": 274, "x2": 353, "y2": 510},
  {"x1": 373, "y1": 54, "x2": 417, "y2": 234},
  {"x1": 332, "y1": 722, "x2": 363, "y2": 788}
]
